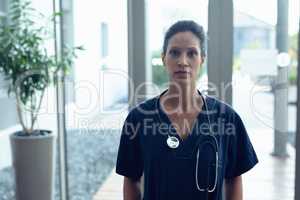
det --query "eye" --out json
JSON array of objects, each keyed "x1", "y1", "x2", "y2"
[
  {"x1": 169, "y1": 49, "x2": 180, "y2": 58},
  {"x1": 187, "y1": 50, "x2": 199, "y2": 58}
]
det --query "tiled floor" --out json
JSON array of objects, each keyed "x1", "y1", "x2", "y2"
[{"x1": 93, "y1": 128, "x2": 295, "y2": 200}]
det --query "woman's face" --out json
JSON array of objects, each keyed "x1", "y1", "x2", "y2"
[{"x1": 162, "y1": 31, "x2": 204, "y2": 83}]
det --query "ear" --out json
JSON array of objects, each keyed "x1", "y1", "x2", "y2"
[
  {"x1": 161, "y1": 53, "x2": 166, "y2": 66},
  {"x1": 200, "y1": 55, "x2": 206, "y2": 65}
]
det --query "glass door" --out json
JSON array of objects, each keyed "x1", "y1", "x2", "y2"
[{"x1": 64, "y1": 0, "x2": 129, "y2": 199}]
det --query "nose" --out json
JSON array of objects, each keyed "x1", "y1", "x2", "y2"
[{"x1": 177, "y1": 53, "x2": 189, "y2": 66}]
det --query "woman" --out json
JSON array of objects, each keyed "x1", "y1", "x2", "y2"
[{"x1": 116, "y1": 20, "x2": 258, "y2": 200}]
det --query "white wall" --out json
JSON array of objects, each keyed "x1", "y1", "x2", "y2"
[{"x1": 73, "y1": 0, "x2": 128, "y2": 117}]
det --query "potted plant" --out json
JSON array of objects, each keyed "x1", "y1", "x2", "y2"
[{"x1": 0, "y1": 1, "x2": 81, "y2": 199}]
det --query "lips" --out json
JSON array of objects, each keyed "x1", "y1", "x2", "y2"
[{"x1": 174, "y1": 71, "x2": 190, "y2": 74}]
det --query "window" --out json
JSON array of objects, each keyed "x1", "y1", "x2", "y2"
[
  {"x1": 100, "y1": 22, "x2": 109, "y2": 58},
  {"x1": 0, "y1": 0, "x2": 7, "y2": 98},
  {"x1": 0, "y1": 0, "x2": 7, "y2": 24},
  {"x1": 0, "y1": 0, "x2": 6, "y2": 15}
]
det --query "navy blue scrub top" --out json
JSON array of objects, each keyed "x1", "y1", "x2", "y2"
[{"x1": 116, "y1": 90, "x2": 258, "y2": 200}]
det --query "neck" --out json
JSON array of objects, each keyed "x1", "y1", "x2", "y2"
[{"x1": 164, "y1": 81, "x2": 202, "y2": 113}]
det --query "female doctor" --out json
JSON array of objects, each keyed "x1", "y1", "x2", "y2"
[{"x1": 116, "y1": 20, "x2": 258, "y2": 200}]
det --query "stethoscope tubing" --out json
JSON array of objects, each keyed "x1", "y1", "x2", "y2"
[
  {"x1": 197, "y1": 94, "x2": 219, "y2": 192},
  {"x1": 156, "y1": 90, "x2": 219, "y2": 193}
]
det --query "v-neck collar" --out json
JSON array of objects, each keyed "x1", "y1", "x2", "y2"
[{"x1": 155, "y1": 89, "x2": 210, "y2": 154}]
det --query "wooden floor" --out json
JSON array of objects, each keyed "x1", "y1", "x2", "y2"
[
  {"x1": 93, "y1": 129, "x2": 295, "y2": 200},
  {"x1": 93, "y1": 167, "x2": 123, "y2": 200},
  {"x1": 242, "y1": 129, "x2": 295, "y2": 200}
]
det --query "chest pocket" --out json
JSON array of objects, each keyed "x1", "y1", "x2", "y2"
[{"x1": 166, "y1": 154, "x2": 203, "y2": 199}]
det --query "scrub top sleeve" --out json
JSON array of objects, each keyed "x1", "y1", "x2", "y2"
[
  {"x1": 116, "y1": 111, "x2": 143, "y2": 181},
  {"x1": 225, "y1": 112, "x2": 258, "y2": 179}
]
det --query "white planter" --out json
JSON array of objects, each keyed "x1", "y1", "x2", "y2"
[{"x1": 10, "y1": 130, "x2": 56, "y2": 200}]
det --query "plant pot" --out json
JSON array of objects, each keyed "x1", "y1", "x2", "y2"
[{"x1": 10, "y1": 130, "x2": 56, "y2": 200}]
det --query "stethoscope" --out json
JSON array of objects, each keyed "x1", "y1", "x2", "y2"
[{"x1": 158, "y1": 90, "x2": 219, "y2": 193}]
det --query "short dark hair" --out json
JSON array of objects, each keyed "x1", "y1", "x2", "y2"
[{"x1": 162, "y1": 20, "x2": 206, "y2": 58}]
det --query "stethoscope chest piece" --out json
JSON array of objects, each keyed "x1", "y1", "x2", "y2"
[{"x1": 167, "y1": 136, "x2": 180, "y2": 149}]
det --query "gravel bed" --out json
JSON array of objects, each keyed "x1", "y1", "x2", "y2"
[{"x1": 0, "y1": 128, "x2": 121, "y2": 200}]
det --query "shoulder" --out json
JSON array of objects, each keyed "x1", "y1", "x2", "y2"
[
  {"x1": 126, "y1": 96, "x2": 159, "y2": 122},
  {"x1": 205, "y1": 95, "x2": 238, "y2": 120}
]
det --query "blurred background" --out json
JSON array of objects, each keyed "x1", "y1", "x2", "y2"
[{"x1": 0, "y1": 0, "x2": 299, "y2": 199}]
